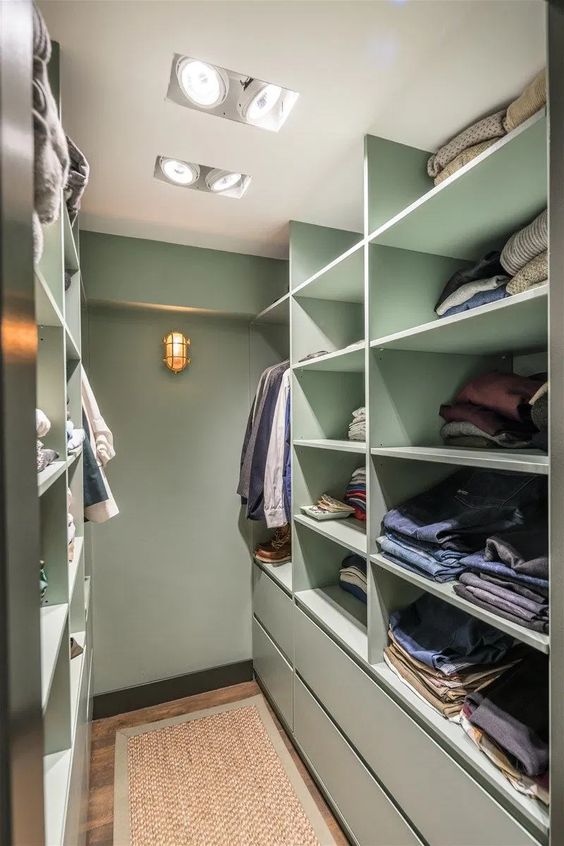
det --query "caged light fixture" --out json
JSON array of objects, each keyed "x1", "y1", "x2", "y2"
[
  {"x1": 167, "y1": 54, "x2": 299, "y2": 132},
  {"x1": 154, "y1": 156, "x2": 251, "y2": 199},
  {"x1": 163, "y1": 331, "x2": 190, "y2": 374}
]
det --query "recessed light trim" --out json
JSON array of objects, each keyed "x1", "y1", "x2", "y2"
[
  {"x1": 205, "y1": 169, "x2": 242, "y2": 193},
  {"x1": 154, "y1": 156, "x2": 251, "y2": 199},
  {"x1": 160, "y1": 156, "x2": 200, "y2": 186},
  {"x1": 167, "y1": 54, "x2": 299, "y2": 132},
  {"x1": 176, "y1": 58, "x2": 228, "y2": 109}
]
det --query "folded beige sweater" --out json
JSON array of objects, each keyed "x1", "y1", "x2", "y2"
[
  {"x1": 427, "y1": 110, "x2": 505, "y2": 178},
  {"x1": 503, "y1": 69, "x2": 546, "y2": 133},
  {"x1": 434, "y1": 140, "x2": 497, "y2": 186},
  {"x1": 507, "y1": 250, "x2": 548, "y2": 295}
]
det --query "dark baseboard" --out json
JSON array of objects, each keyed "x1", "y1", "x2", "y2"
[{"x1": 93, "y1": 659, "x2": 253, "y2": 720}]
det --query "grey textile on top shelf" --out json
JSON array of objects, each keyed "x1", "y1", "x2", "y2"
[
  {"x1": 66, "y1": 136, "x2": 90, "y2": 224},
  {"x1": 427, "y1": 110, "x2": 506, "y2": 178},
  {"x1": 501, "y1": 209, "x2": 547, "y2": 276}
]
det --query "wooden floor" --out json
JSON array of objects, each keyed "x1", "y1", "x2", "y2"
[{"x1": 87, "y1": 680, "x2": 348, "y2": 845}]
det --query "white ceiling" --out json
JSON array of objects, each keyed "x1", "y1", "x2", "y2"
[{"x1": 40, "y1": 0, "x2": 546, "y2": 259}]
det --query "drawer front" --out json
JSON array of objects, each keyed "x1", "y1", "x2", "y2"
[
  {"x1": 294, "y1": 678, "x2": 421, "y2": 846},
  {"x1": 295, "y1": 607, "x2": 540, "y2": 846},
  {"x1": 252, "y1": 564, "x2": 293, "y2": 661},
  {"x1": 252, "y1": 617, "x2": 293, "y2": 728}
]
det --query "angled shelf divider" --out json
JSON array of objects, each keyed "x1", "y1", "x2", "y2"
[
  {"x1": 253, "y1": 292, "x2": 290, "y2": 325},
  {"x1": 370, "y1": 445, "x2": 549, "y2": 475},
  {"x1": 294, "y1": 513, "x2": 367, "y2": 556},
  {"x1": 40, "y1": 603, "x2": 69, "y2": 710},
  {"x1": 294, "y1": 438, "x2": 366, "y2": 454},
  {"x1": 295, "y1": 585, "x2": 368, "y2": 663},
  {"x1": 292, "y1": 342, "x2": 365, "y2": 373}
]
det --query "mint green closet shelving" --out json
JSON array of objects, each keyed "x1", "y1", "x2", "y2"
[{"x1": 253, "y1": 102, "x2": 556, "y2": 846}]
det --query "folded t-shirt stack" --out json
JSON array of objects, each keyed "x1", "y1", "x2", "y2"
[
  {"x1": 434, "y1": 251, "x2": 509, "y2": 318},
  {"x1": 339, "y1": 554, "x2": 367, "y2": 603},
  {"x1": 343, "y1": 466, "x2": 366, "y2": 521},
  {"x1": 348, "y1": 407, "x2": 366, "y2": 442},
  {"x1": 439, "y1": 370, "x2": 545, "y2": 450},
  {"x1": 501, "y1": 208, "x2": 548, "y2": 296},
  {"x1": 66, "y1": 416, "x2": 85, "y2": 454},
  {"x1": 456, "y1": 525, "x2": 549, "y2": 633},
  {"x1": 36, "y1": 407, "x2": 59, "y2": 472},
  {"x1": 380, "y1": 467, "x2": 546, "y2": 582},
  {"x1": 384, "y1": 594, "x2": 518, "y2": 720},
  {"x1": 461, "y1": 651, "x2": 549, "y2": 805},
  {"x1": 427, "y1": 69, "x2": 545, "y2": 186}
]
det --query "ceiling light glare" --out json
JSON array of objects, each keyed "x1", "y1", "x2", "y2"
[
  {"x1": 246, "y1": 83, "x2": 282, "y2": 123},
  {"x1": 206, "y1": 170, "x2": 242, "y2": 193},
  {"x1": 177, "y1": 58, "x2": 227, "y2": 108},
  {"x1": 160, "y1": 157, "x2": 199, "y2": 186}
]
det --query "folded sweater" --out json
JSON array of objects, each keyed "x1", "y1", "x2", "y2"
[
  {"x1": 427, "y1": 110, "x2": 506, "y2": 178},
  {"x1": 501, "y1": 210, "x2": 547, "y2": 276}
]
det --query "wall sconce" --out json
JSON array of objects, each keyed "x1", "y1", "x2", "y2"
[{"x1": 163, "y1": 331, "x2": 190, "y2": 374}]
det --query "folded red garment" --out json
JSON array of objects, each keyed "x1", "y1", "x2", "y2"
[
  {"x1": 439, "y1": 402, "x2": 534, "y2": 435},
  {"x1": 454, "y1": 372, "x2": 542, "y2": 424}
]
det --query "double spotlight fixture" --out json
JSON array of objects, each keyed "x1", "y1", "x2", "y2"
[{"x1": 156, "y1": 55, "x2": 299, "y2": 198}]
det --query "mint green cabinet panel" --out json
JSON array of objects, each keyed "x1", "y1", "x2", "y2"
[
  {"x1": 252, "y1": 617, "x2": 293, "y2": 728},
  {"x1": 289, "y1": 221, "x2": 361, "y2": 289},
  {"x1": 294, "y1": 678, "x2": 422, "y2": 846},
  {"x1": 252, "y1": 565, "x2": 293, "y2": 662},
  {"x1": 365, "y1": 135, "x2": 430, "y2": 236}
]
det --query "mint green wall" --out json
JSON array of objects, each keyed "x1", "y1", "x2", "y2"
[
  {"x1": 80, "y1": 231, "x2": 287, "y2": 318},
  {"x1": 87, "y1": 304, "x2": 254, "y2": 695}
]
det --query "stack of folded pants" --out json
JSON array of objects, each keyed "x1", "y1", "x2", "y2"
[
  {"x1": 462, "y1": 652, "x2": 549, "y2": 805},
  {"x1": 380, "y1": 467, "x2": 546, "y2": 582},
  {"x1": 343, "y1": 467, "x2": 366, "y2": 520},
  {"x1": 434, "y1": 251, "x2": 509, "y2": 318},
  {"x1": 347, "y1": 407, "x2": 366, "y2": 442},
  {"x1": 339, "y1": 554, "x2": 367, "y2": 603},
  {"x1": 456, "y1": 526, "x2": 549, "y2": 633},
  {"x1": 384, "y1": 594, "x2": 518, "y2": 720},
  {"x1": 439, "y1": 370, "x2": 544, "y2": 449}
]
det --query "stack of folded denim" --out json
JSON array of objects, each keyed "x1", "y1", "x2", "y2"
[
  {"x1": 456, "y1": 526, "x2": 549, "y2": 633},
  {"x1": 380, "y1": 467, "x2": 546, "y2": 583},
  {"x1": 434, "y1": 251, "x2": 509, "y2": 318},
  {"x1": 343, "y1": 467, "x2": 366, "y2": 521},
  {"x1": 461, "y1": 652, "x2": 549, "y2": 805},
  {"x1": 347, "y1": 407, "x2": 366, "y2": 442},
  {"x1": 384, "y1": 595, "x2": 518, "y2": 720},
  {"x1": 439, "y1": 371, "x2": 544, "y2": 450},
  {"x1": 339, "y1": 554, "x2": 367, "y2": 603}
]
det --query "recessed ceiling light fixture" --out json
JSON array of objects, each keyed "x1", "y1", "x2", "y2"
[
  {"x1": 167, "y1": 54, "x2": 299, "y2": 132},
  {"x1": 155, "y1": 156, "x2": 251, "y2": 199}
]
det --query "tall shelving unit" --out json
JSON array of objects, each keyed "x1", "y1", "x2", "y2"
[
  {"x1": 252, "y1": 98, "x2": 558, "y2": 845},
  {"x1": 35, "y1": 44, "x2": 92, "y2": 846}
]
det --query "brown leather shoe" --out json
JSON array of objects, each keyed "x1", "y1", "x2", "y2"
[
  {"x1": 255, "y1": 524, "x2": 290, "y2": 553},
  {"x1": 255, "y1": 543, "x2": 291, "y2": 565}
]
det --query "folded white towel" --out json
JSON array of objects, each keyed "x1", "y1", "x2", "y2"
[{"x1": 36, "y1": 408, "x2": 51, "y2": 437}]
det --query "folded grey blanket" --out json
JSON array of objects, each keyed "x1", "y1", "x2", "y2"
[
  {"x1": 441, "y1": 421, "x2": 531, "y2": 449},
  {"x1": 427, "y1": 110, "x2": 506, "y2": 178},
  {"x1": 436, "y1": 274, "x2": 508, "y2": 316},
  {"x1": 66, "y1": 136, "x2": 90, "y2": 224},
  {"x1": 33, "y1": 5, "x2": 69, "y2": 261},
  {"x1": 501, "y1": 209, "x2": 547, "y2": 276}
]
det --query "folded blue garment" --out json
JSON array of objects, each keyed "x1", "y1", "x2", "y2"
[
  {"x1": 390, "y1": 594, "x2": 515, "y2": 676},
  {"x1": 379, "y1": 535, "x2": 465, "y2": 582},
  {"x1": 339, "y1": 581, "x2": 367, "y2": 603},
  {"x1": 441, "y1": 284, "x2": 508, "y2": 318},
  {"x1": 460, "y1": 552, "x2": 549, "y2": 592}
]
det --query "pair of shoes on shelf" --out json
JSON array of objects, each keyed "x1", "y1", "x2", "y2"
[{"x1": 255, "y1": 524, "x2": 291, "y2": 565}]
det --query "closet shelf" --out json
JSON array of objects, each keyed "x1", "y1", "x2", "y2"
[
  {"x1": 84, "y1": 576, "x2": 91, "y2": 618},
  {"x1": 70, "y1": 631, "x2": 86, "y2": 741},
  {"x1": 294, "y1": 513, "x2": 367, "y2": 556},
  {"x1": 38, "y1": 460, "x2": 67, "y2": 496},
  {"x1": 292, "y1": 342, "x2": 365, "y2": 373},
  {"x1": 295, "y1": 585, "x2": 368, "y2": 663},
  {"x1": 369, "y1": 284, "x2": 548, "y2": 356},
  {"x1": 35, "y1": 269, "x2": 64, "y2": 329},
  {"x1": 63, "y1": 207, "x2": 80, "y2": 274},
  {"x1": 368, "y1": 111, "x2": 547, "y2": 261},
  {"x1": 292, "y1": 240, "x2": 364, "y2": 302},
  {"x1": 43, "y1": 749, "x2": 72, "y2": 846},
  {"x1": 370, "y1": 445, "x2": 549, "y2": 475},
  {"x1": 65, "y1": 325, "x2": 81, "y2": 361},
  {"x1": 40, "y1": 603, "x2": 69, "y2": 710},
  {"x1": 371, "y1": 551, "x2": 549, "y2": 653},
  {"x1": 68, "y1": 536, "x2": 84, "y2": 599},
  {"x1": 253, "y1": 293, "x2": 290, "y2": 325},
  {"x1": 371, "y1": 660, "x2": 549, "y2": 837},
  {"x1": 254, "y1": 559, "x2": 293, "y2": 594},
  {"x1": 294, "y1": 438, "x2": 366, "y2": 454}
]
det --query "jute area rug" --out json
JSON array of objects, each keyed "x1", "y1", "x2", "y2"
[{"x1": 114, "y1": 694, "x2": 336, "y2": 846}]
